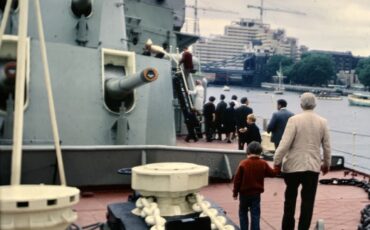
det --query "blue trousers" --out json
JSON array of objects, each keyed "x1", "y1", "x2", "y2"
[{"x1": 239, "y1": 194, "x2": 261, "y2": 230}]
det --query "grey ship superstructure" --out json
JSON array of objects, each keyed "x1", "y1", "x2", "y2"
[{"x1": 0, "y1": 0, "x2": 244, "y2": 187}]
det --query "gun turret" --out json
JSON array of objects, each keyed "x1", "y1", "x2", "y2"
[{"x1": 105, "y1": 67, "x2": 158, "y2": 112}]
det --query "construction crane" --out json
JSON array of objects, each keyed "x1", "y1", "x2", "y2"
[
  {"x1": 247, "y1": 0, "x2": 306, "y2": 23},
  {"x1": 186, "y1": 0, "x2": 238, "y2": 35}
]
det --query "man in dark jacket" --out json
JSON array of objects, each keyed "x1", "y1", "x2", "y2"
[
  {"x1": 215, "y1": 94, "x2": 227, "y2": 140},
  {"x1": 224, "y1": 102, "x2": 236, "y2": 143},
  {"x1": 203, "y1": 96, "x2": 216, "y2": 142},
  {"x1": 235, "y1": 97, "x2": 253, "y2": 150},
  {"x1": 267, "y1": 99, "x2": 294, "y2": 148}
]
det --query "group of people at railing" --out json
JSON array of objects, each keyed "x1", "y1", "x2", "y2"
[
  {"x1": 184, "y1": 93, "x2": 295, "y2": 151},
  {"x1": 185, "y1": 94, "x2": 263, "y2": 148}
]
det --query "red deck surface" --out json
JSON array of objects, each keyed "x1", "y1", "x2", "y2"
[{"x1": 74, "y1": 137, "x2": 369, "y2": 229}]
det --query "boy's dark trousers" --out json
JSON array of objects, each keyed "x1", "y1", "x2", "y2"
[
  {"x1": 238, "y1": 131, "x2": 247, "y2": 150},
  {"x1": 239, "y1": 194, "x2": 261, "y2": 230}
]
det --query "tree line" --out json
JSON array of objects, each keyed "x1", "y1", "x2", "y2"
[{"x1": 262, "y1": 53, "x2": 370, "y2": 89}]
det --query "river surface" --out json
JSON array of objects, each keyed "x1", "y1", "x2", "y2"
[{"x1": 207, "y1": 85, "x2": 370, "y2": 175}]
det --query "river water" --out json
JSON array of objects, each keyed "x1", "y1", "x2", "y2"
[{"x1": 207, "y1": 85, "x2": 370, "y2": 175}]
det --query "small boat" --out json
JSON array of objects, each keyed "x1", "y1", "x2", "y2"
[
  {"x1": 348, "y1": 93, "x2": 370, "y2": 107},
  {"x1": 223, "y1": 85, "x2": 230, "y2": 91},
  {"x1": 273, "y1": 65, "x2": 285, "y2": 95},
  {"x1": 316, "y1": 91, "x2": 342, "y2": 100},
  {"x1": 274, "y1": 89, "x2": 284, "y2": 95}
]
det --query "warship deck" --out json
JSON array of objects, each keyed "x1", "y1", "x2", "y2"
[{"x1": 74, "y1": 137, "x2": 369, "y2": 229}]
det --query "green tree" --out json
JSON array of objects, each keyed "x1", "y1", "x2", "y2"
[
  {"x1": 289, "y1": 53, "x2": 335, "y2": 86},
  {"x1": 263, "y1": 55, "x2": 293, "y2": 83},
  {"x1": 355, "y1": 57, "x2": 370, "y2": 88}
]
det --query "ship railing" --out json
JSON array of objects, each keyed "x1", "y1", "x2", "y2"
[
  {"x1": 175, "y1": 48, "x2": 194, "y2": 109},
  {"x1": 178, "y1": 65, "x2": 194, "y2": 109},
  {"x1": 330, "y1": 129, "x2": 370, "y2": 175},
  {"x1": 258, "y1": 117, "x2": 370, "y2": 175},
  {"x1": 161, "y1": 47, "x2": 194, "y2": 109}
]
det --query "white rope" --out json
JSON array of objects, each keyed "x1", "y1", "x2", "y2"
[
  {"x1": 0, "y1": 0, "x2": 13, "y2": 49},
  {"x1": 34, "y1": 0, "x2": 66, "y2": 185},
  {"x1": 191, "y1": 193, "x2": 235, "y2": 230},
  {"x1": 132, "y1": 194, "x2": 234, "y2": 230},
  {"x1": 10, "y1": 0, "x2": 28, "y2": 185},
  {"x1": 132, "y1": 197, "x2": 166, "y2": 230}
]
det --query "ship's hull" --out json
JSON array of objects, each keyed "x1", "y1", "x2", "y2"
[{"x1": 0, "y1": 145, "x2": 244, "y2": 186}]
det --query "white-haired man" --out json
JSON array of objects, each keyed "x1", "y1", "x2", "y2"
[
  {"x1": 188, "y1": 80, "x2": 204, "y2": 114},
  {"x1": 273, "y1": 92, "x2": 331, "y2": 230}
]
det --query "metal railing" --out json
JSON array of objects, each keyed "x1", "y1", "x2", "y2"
[{"x1": 330, "y1": 129, "x2": 370, "y2": 174}]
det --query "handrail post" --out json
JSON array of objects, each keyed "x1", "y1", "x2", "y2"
[
  {"x1": 263, "y1": 118, "x2": 268, "y2": 131},
  {"x1": 10, "y1": 0, "x2": 29, "y2": 185},
  {"x1": 351, "y1": 132, "x2": 356, "y2": 170},
  {"x1": 34, "y1": 0, "x2": 66, "y2": 185}
]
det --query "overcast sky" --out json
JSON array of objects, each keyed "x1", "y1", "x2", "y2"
[{"x1": 184, "y1": 0, "x2": 370, "y2": 57}]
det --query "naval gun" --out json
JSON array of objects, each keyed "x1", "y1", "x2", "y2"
[
  {"x1": 105, "y1": 67, "x2": 158, "y2": 112},
  {"x1": 0, "y1": 0, "x2": 244, "y2": 188}
]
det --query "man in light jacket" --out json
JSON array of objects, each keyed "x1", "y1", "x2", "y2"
[{"x1": 273, "y1": 92, "x2": 331, "y2": 230}]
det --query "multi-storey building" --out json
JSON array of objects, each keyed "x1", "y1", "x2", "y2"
[
  {"x1": 194, "y1": 18, "x2": 302, "y2": 65},
  {"x1": 194, "y1": 18, "x2": 264, "y2": 64}
]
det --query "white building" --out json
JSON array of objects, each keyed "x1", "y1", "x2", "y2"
[{"x1": 194, "y1": 18, "x2": 304, "y2": 65}]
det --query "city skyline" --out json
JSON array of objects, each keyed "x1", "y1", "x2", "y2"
[{"x1": 185, "y1": 0, "x2": 370, "y2": 57}]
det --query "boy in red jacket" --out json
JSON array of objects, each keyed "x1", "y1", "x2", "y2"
[{"x1": 233, "y1": 141, "x2": 280, "y2": 230}]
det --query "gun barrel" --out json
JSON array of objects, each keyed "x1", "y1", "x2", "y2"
[{"x1": 105, "y1": 67, "x2": 158, "y2": 100}]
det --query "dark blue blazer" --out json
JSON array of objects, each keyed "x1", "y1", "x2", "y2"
[{"x1": 267, "y1": 108, "x2": 294, "y2": 146}]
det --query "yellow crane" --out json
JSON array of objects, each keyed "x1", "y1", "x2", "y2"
[
  {"x1": 186, "y1": 0, "x2": 238, "y2": 35},
  {"x1": 247, "y1": 0, "x2": 306, "y2": 23}
]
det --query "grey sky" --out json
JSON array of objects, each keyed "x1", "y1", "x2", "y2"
[{"x1": 184, "y1": 0, "x2": 370, "y2": 56}]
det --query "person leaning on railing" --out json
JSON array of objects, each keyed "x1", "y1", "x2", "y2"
[{"x1": 178, "y1": 46, "x2": 194, "y2": 80}]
